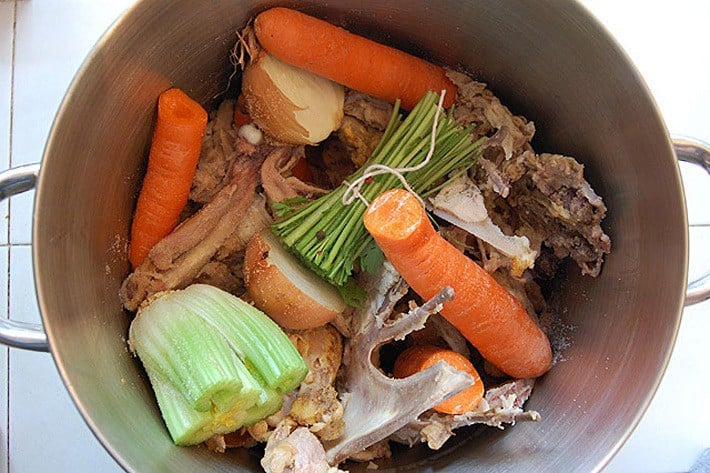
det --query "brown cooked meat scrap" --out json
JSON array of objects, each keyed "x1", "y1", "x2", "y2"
[
  {"x1": 448, "y1": 70, "x2": 534, "y2": 165},
  {"x1": 343, "y1": 90, "x2": 393, "y2": 130},
  {"x1": 288, "y1": 326, "x2": 346, "y2": 442},
  {"x1": 320, "y1": 138, "x2": 358, "y2": 188},
  {"x1": 316, "y1": 89, "x2": 393, "y2": 189},
  {"x1": 499, "y1": 152, "x2": 611, "y2": 276},
  {"x1": 120, "y1": 158, "x2": 259, "y2": 311},
  {"x1": 190, "y1": 99, "x2": 273, "y2": 204},
  {"x1": 193, "y1": 261, "x2": 242, "y2": 295},
  {"x1": 448, "y1": 69, "x2": 611, "y2": 276}
]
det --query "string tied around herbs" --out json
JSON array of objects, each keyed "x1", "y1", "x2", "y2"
[
  {"x1": 341, "y1": 90, "x2": 447, "y2": 208},
  {"x1": 271, "y1": 89, "x2": 483, "y2": 288}
]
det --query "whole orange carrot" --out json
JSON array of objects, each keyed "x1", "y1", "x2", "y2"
[
  {"x1": 129, "y1": 88, "x2": 208, "y2": 269},
  {"x1": 394, "y1": 345, "x2": 484, "y2": 414},
  {"x1": 364, "y1": 189, "x2": 552, "y2": 379},
  {"x1": 253, "y1": 7, "x2": 457, "y2": 111}
]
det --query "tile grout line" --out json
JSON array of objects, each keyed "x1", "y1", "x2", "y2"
[
  {"x1": 6, "y1": 3, "x2": 17, "y2": 472},
  {"x1": 3, "y1": 245, "x2": 8, "y2": 473},
  {"x1": 6, "y1": 0, "x2": 15, "y2": 254}
]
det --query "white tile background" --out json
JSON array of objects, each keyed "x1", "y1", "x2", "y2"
[
  {"x1": 0, "y1": 1, "x2": 708, "y2": 472},
  {"x1": 3, "y1": 4, "x2": 137, "y2": 472}
]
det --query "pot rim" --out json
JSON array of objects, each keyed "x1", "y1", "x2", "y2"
[{"x1": 31, "y1": 0, "x2": 688, "y2": 471}]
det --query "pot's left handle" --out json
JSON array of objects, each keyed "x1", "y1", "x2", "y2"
[{"x1": 0, "y1": 164, "x2": 49, "y2": 352}]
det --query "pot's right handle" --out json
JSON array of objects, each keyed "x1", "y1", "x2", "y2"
[
  {"x1": 0, "y1": 164, "x2": 49, "y2": 352},
  {"x1": 674, "y1": 137, "x2": 710, "y2": 306}
]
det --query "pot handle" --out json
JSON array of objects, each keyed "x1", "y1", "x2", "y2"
[
  {"x1": 674, "y1": 137, "x2": 710, "y2": 306},
  {"x1": 0, "y1": 164, "x2": 49, "y2": 352}
]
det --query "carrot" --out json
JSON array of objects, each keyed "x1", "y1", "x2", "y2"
[
  {"x1": 290, "y1": 156, "x2": 312, "y2": 182},
  {"x1": 253, "y1": 7, "x2": 457, "y2": 111},
  {"x1": 233, "y1": 94, "x2": 251, "y2": 127},
  {"x1": 364, "y1": 189, "x2": 552, "y2": 379},
  {"x1": 129, "y1": 88, "x2": 208, "y2": 269},
  {"x1": 394, "y1": 345, "x2": 484, "y2": 414}
]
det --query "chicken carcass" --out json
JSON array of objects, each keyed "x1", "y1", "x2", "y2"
[
  {"x1": 261, "y1": 146, "x2": 328, "y2": 206},
  {"x1": 194, "y1": 194, "x2": 272, "y2": 295},
  {"x1": 323, "y1": 263, "x2": 474, "y2": 465},
  {"x1": 447, "y1": 70, "x2": 611, "y2": 277}
]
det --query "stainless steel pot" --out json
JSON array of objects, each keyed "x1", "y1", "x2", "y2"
[{"x1": 0, "y1": 0, "x2": 708, "y2": 471}]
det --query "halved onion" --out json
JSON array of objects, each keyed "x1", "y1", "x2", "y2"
[
  {"x1": 243, "y1": 229, "x2": 346, "y2": 330},
  {"x1": 242, "y1": 53, "x2": 344, "y2": 145}
]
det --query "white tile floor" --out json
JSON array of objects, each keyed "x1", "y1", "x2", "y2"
[
  {"x1": 0, "y1": 1, "x2": 11, "y2": 246},
  {"x1": 0, "y1": 1, "x2": 708, "y2": 472}
]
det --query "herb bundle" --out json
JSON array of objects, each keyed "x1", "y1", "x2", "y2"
[{"x1": 271, "y1": 92, "x2": 484, "y2": 287}]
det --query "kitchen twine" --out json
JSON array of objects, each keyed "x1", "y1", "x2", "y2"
[{"x1": 341, "y1": 90, "x2": 447, "y2": 208}]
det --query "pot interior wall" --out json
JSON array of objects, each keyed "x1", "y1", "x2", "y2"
[{"x1": 34, "y1": 0, "x2": 686, "y2": 472}]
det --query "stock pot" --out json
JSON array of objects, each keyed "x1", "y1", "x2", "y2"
[{"x1": 1, "y1": 0, "x2": 709, "y2": 471}]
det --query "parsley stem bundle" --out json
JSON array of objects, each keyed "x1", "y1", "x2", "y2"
[{"x1": 271, "y1": 91, "x2": 484, "y2": 287}]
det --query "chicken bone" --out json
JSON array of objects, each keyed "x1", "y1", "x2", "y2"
[
  {"x1": 430, "y1": 174, "x2": 536, "y2": 276},
  {"x1": 390, "y1": 378, "x2": 539, "y2": 450},
  {"x1": 323, "y1": 263, "x2": 475, "y2": 465}
]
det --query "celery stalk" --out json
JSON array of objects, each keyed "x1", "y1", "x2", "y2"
[
  {"x1": 148, "y1": 370, "x2": 212, "y2": 446},
  {"x1": 177, "y1": 284, "x2": 308, "y2": 393},
  {"x1": 129, "y1": 297, "x2": 259, "y2": 412},
  {"x1": 240, "y1": 386, "x2": 284, "y2": 427},
  {"x1": 129, "y1": 284, "x2": 307, "y2": 446},
  {"x1": 149, "y1": 369, "x2": 278, "y2": 446}
]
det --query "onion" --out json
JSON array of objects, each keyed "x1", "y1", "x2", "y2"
[
  {"x1": 243, "y1": 229, "x2": 347, "y2": 330},
  {"x1": 242, "y1": 53, "x2": 344, "y2": 145}
]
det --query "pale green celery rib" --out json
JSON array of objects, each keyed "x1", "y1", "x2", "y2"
[
  {"x1": 129, "y1": 286, "x2": 304, "y2": 446},
  {"x1": 241, "y1": 387, "x2": 284, "y2": 428},
  {"x1": 147, "y1": 369, "x2": 213, "y2": 446},
  {"x1": 129, "y1": 294, "x2": 261, "y2": 413},
  {"x1": 148, "y1": 369, "x2": 271, "y2": 446},
  {"x1": 175, "y1": 284, "x2": 308, "y2": 394}
]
